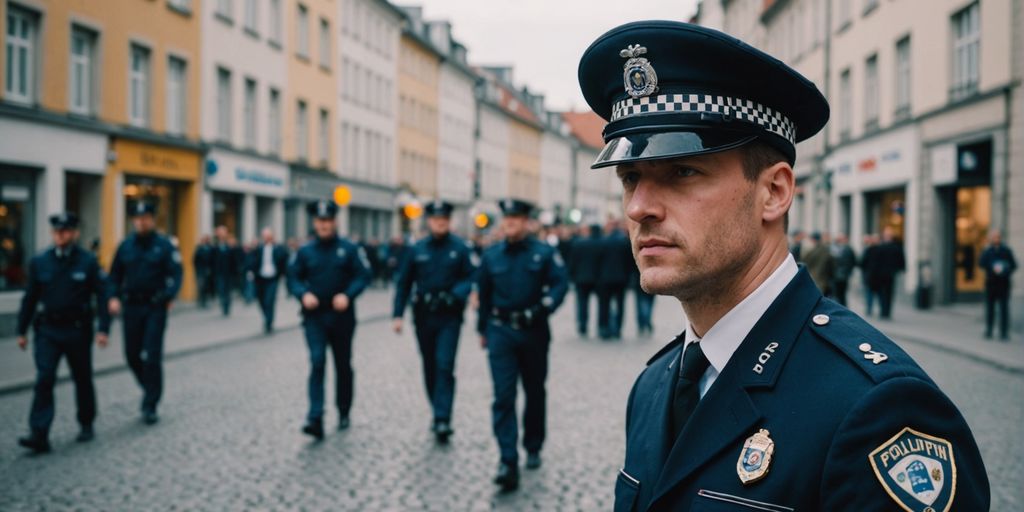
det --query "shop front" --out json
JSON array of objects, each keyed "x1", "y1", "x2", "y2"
[
  {"x1": 287, "y1": 165, "x2": 342, "y2": 241},
  {"x1": 827, "y1": 125, "x2": 920, "y2": 295},
  {"x1": 203, "y1": 149, "x2": 288, "y2": 243},
  {"x1": 0, "y1": 113, "x2": 107, "y2": 335},
  {"x1": 102, "y1": 137, "x2": 202, "y2": 300}
]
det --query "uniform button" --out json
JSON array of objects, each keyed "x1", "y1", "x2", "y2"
[
  {"x1": 812, "y1": 314, "x2": 830, "y2": 326},
  {"x1": 858, "y1": 343, "x2": 872, "y2": 352}
]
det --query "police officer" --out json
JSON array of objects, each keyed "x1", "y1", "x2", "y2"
[
  {"x1": 477, "y1": 198, "x2": 568, "y2": 491},
  {"x1": 578, "y1": 21, "x2": 989, "y2": 511},
  {"x1": 597, "y1": 221, "x2": 633, "y2": 340},
  {"x1": 107, "y1": 202, "x2": 183, "y2": 425},
  {"x1": 15, "y1": 213, "x2": 110, "y2": 453},
  {"x1": 392, "y1": 200, "x2": 476, "y2": 443},
  {"x1": 567, "y1": 224, "x2": 603, "y2": 337},
  {"x1": 287, "y1": 200, "x2": 372, "y2": 439}
]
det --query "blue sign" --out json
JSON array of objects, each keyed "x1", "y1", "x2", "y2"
[{"x1": 234, "y1": 168, "x2": 285, "y2": 188}]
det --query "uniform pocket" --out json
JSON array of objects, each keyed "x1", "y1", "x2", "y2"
[
  {"x1": 614, "y1": 468, "x2": 640, "y2": 512},
  {"x1": 691, "y1": 489, "x2": 795, "y2": 512}
]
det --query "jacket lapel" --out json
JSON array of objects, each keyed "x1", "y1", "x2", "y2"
[{"x1": 647, "y1": 270, "x2": 823, "y2": 507}]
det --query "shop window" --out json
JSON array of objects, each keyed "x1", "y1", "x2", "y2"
[
  {"x1": 954, "y1": 186, "x2": 990, "y2": 295},
  {"x1": 0, "y1": 172, "x2": 33, "y2": 291},
  {"x1": 123, "y1": 177, "x2": 179, "y2": 237}
]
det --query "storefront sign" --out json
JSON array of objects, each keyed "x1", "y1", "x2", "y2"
[
  {"x1": 206, "y1": 150, "x2": 288, "y2": 197},
  {"x1": 825, "y1": 126, "x2": 919, "y2": 193}
]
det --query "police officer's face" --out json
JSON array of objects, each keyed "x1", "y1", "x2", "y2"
[
  {"x1": 502, "y1": 215, "x2": 528, "y2": 240},
  {"x1": 312, "y1": 217, "x2": 336, "y2": 239},
  {"x1": 427, "y1": 216, "x2": 450, "y2": 236},
  {"x1": 617, "y1": 149, "x2": 790, "y2": 301},
  {"x1": 132, "y1": 214, "x2": 155, "y2": 234},
  {"x1": 52, "y1": 228, "x2": 77, "y2": 247}
]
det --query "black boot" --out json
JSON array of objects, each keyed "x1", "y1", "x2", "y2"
[
  {"x1": 494, "y1": 461, "x2": 519, "y2": 492},
  {"x1": 18, "y1": 431, "x2": 51, "y2": 454},
  {"x1": 526, "y1": 451, "x2": 542, "y2": 469},
  {"x1": 302, "y1": 420, "x2": 324, "y2": 440},
  {"x1": 433, "y1": 420, "x2": 453, "y2": 444},
  {"x1": 76, "y1": 425, "x2": 95, "y2": 443}
]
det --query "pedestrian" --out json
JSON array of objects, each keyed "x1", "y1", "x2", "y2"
[
  {"x1": 789, "y1": 230, "x2": 805, "y2": 262},
  {"x1": 830, "y1": 233, "x2": 856, "y2": 306},
  {"x1": 859, "y1": 233, "x2": 879, "y2": 316},
  {"x1": 979, "y1": 230, "x2": 1016, "y2": 340},
  {"x1": 392, "y1": 200, "x2": 477, "y2": 444},
  {"x1": 597, "y1": 221, "x2": 633, "y2": 339},
  {"x1": 385, "y1": 236, "x2": 408, "y2": 285},
  {"x1": 107, "y1": 202, "x2": 183, "y2": 425},
  {"x1": 578, "y1": 20, "x2": 988, "y2": 511},
  {"x1": 211, "y1": 226, "x2": 241, "y2": 317},
  {"x1": 15, "y1": 213, "x2": 111, "y2": 453},
  {"x1": 870, "y1": 226, "x2": 905, "y2": 320},
  {"x1": 630, "y1": 262, "x2": 655, "y2": 337},
  {"x1": 287, "y1": 200, "x2": 372, "y2": 439},
  {"x1": 567, "y1": 224, "x2": 603, "y2": 337},
  {"x1": 193, "y1": 234, "x2": 214, "y2": 309},
  {"x1": 250, "y1": 227, "x2": 289, "y2": 333},
  {"x1": 477, "y1": 198, "x2": 568, "y2": 492},
  {"x1": 801, "y1": 232, "x2": 835, "y2": 295}
]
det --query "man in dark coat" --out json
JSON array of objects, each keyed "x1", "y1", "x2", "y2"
[
  {"x1": 597, "y1": 221, "x2": 633, "y2": 340},
  {"x1": 868, "y1": 226, "x2": 905, "y2": 320},
  {"x1": 192, "y1": 235, "x2": 214, "y2": 308},
  {"x1": 830, "y1": 233, "x2": 857, "y2": 306},
  {"x1": 578, "y1": 20, "x2": 988, "y2": 512},
  {"x1": 249, "y1": 227, "x2": 289, "y2": 333},
  {"x1": 212, "y1": 225, "x2": 242, "y2": 317},
  {"x1": 567, "y1": 224, "x2": 604, "y2": 337},
  {"x1": 979, "y1": 230, "x2": 1017, "y2": 340}
]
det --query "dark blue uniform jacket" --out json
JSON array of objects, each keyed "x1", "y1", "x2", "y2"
[{"x1": 17, "y1": 245, "x2": 111, "y2": 335}]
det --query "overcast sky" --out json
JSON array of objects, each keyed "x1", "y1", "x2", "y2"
[{"x1": 412, "y1": 0, "x2": 699, "y2": 112}]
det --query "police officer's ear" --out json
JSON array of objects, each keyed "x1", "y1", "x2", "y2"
[{"x1": 758, "y1": 160, "x2": 795, "y2": 228}]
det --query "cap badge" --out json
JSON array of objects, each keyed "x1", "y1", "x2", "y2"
[{"x1": 620, "y1": 44, "x2": 658, "y2": 99}]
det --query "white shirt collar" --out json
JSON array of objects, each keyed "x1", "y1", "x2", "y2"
[{"x1": 683, "y1": 254, "x2": 799, "y2": 375}]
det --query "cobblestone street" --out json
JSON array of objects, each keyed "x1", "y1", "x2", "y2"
[{"x1": 0, "y1": 293, "x2": 1021, "y2": 510}]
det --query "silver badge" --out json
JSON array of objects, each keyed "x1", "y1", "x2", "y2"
[{"x1": 620, "y1": 44, "x2": 658, "y2": 99}]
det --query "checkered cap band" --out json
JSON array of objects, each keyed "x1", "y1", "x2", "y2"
[{"x1": 610, "y1": 93, "x2": 797, "y2": 144}]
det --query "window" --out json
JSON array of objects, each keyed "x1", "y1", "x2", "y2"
[
  {"x1": 129, "y1": 44, "x2": 151, "y2": 127},
  {"x1": 217, "y1": 67, "x2": 232, "y2": 141},
  {"x1": 318, "y1": 108, "x2": 329, "y2": 163},
  {"x1": 296, "y1": 4, "x2": 309, "y2": 58},
  {"x1": 5, "y1": 6, "x2": 37, "y2": 103},
  {"x1": 166, "y1": 57, "x2": 187, "y2": 135},
  {"x1": 863, "y1": 0, "x2": 878, "y2": 15},
  {"x1": 836, "y1": 0, "x2": 851, "y2": 29},
  {"x1": 864, "y1": 54, "x2": 879, "y2": 130},
  {"x1": 296, "y1": 100, "x2": 308, "y2": 160},
  {"x1": 269, "y1": 0, "x2": 282, "y2": 44},
  {"x1": 951, "y1": 2, "x2": 980, "y2": 100},
  {"x1": 319, "y1": 18, "x2": 330, "y2": 68},
  {"x1": 341, "y1": 122, "x2": 350, "y2": 171},
  {"x1": 353, "y1": 1, "x2": 361, "y2": 41},
  {"x1": 216, "y1": 0, "x2": 233, "y2": 20},
  {"x1": 341, "y1": 58, "x2": 350, "y2": 98},
  {"x1": 243, "y1": 78, "x2": 257, "y2": 148},
  {"x1": 839, "y1": 68, "x2": 851, "y2": 141},
  {"x1": 168, "y1": 0, "x2": 191, "y2": 12},
  {"x1": 268, "y1": 88, "x2": 281, "y2": 155},
  {"x1": 353, "y1": 127, "x2": 361, "y2": 173},
  {"x1": 243, "y1": 0, "x2": 258, "y2": 33},
  {"x1": 69, "y1": 27, "x2": 97, "y2": 115},
  {"x1": 895, "y1": 36, "x2": 911, "y2": 118}
]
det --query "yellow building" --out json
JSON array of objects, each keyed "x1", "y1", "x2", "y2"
[
  {"x1": 397, "y1": 28, "x2": 441, "y2": 201},
  {"x1": 0, "y1": 0, "x2": 202, "y2": 304},
  {"x1": 508, "y1": 118, "x2": 542, "y2": 203}
]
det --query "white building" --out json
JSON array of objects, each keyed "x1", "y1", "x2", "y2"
[
  {"x1": 199, "y1": 0, "x2": 290, "y2": 243},
  {"x1": 563, "y1": 110, "x2": 616, "y2": 224},
  {"x1": 539, "y1": 112, "x2": 574, "y2": 222},
  {"x1": 475, "y1": 71, "x2": 511, "y2": 208},
  {"x1": 428, "y1": 21, "x2": 477, "y2": 231},
  {"x1": 337, "y1": 0, "x2": 404, "y2": 241}
]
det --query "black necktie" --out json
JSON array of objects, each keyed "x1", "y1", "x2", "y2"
[{"x1": 671, "y1": 341, "x2": 711, "y2": 440}]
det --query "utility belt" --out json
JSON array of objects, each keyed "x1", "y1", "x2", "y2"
[
  {"x1": 413, "y1": 291, "x2": 464, "y2": 315},
  {"x1": 122, "y1": 291, "x2": 165, "y2": 305},
  {"x1": 491, "y1": 304, "x2": 547, "y2": 330},
  {"x1": 36, "y1": 310, "x2": 92, "y2": 328}
]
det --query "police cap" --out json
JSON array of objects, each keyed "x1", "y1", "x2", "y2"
[
  {"x1": 578, "y1": 20, "x2": 829, "y2": 168},
  {"x1": 48, "y1": 212, "x2": 79, "y2": 229},
  {"x1": 307, "y1": 199, "x2": 339, "y2": 219},
  {"x1": 424, "y1": 199, "x2": 454, "y2": 218},
  {"x1": 498, "y1": 198, "x2": 534, "y2": 217},
  {"x1": 130, "y1": 202, "x2": 156, "y2": 217}
]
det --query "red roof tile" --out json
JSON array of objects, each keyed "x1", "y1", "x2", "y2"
[{"x1": 562, "y1": 111, "x2": 606, "y2": 149}]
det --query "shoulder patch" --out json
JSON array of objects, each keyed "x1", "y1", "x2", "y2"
[{"x1": 869, "y1": 427, "x2": 956, "y2": 512}]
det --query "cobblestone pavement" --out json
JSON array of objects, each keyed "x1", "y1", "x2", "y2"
[{"x1": 0, "y1": 295, "x2": 1020, "y2": 511}]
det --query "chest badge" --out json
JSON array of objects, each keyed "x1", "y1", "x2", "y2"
[
  {"x1": 336, "y1": 248, "x2": 346, "y2": 258},
  {"x1": 71, "y1": 271, "x2": 86, "y2": 281},
  {"x1": 450, "y1": 250, "x2": 457, "y2": 259},
  {"x1": 737, "y1": 428, "x2": 775, "y2": 485},
  {"x1": 869, "y1": 427, "x2": 956, "y2": 512}
]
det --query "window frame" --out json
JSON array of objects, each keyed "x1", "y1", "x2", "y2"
[
  {"x1": 268, "y1": 87, "x2": 281, "y2": 156},
  {"x1": 216, "y1": 66, "x2": 233, "y2": 142},
  {"x1": 863, "y1": 54, "x2": 879, "y2": 131},
  {"x1": 296, "y1": 100, "x2": 308, "y2": 160},
  {"x1": 296, "y1": 3, "x2": 309, "y2": 59},
  {"x1": 128, "y1": 43, "x2": 152, "y2": 128},
  {"x1": 950, "y1": 2, "x2": 980, "y2": 101},
  {"x1": 894, "y1": 35, "x2": 911, "y2": 119},
  {"x1": 69, "y1": 26, "x2": 97, "y2": 115},
  {"x1": 166, "y1": 55, "x2": 187, "y2": 135},
  {"x1": 243, "y1": 77, "x2": 257, "y2": 149},
  {"x1": 5, "y1": 5, "x2": 38, "y2": 104}
]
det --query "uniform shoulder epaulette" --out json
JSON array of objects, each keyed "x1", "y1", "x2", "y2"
[
  {"x1": 806, "y1": 299, "x2": 928, "y2": 384},
  {"x1": 646, "y1": 336, "x2": 684, "y2": 366}
]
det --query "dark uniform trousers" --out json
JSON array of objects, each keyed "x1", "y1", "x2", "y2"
[
  {"x1": 414, "y1": 310, "x2": 461, "y2": 421},
  {"x1": 216, "y1": 275, "x2": 233, "y2": 316},
  {"x1": 598, "y1": 284, "x2": 626, "y2": 338},
  {"x1": 574, "y1": 283, "x2": 596, "y2": 335},
  {"x1": 303, "y1": 308, "x2": 356, "y2": 422},
  {"x1": 122, "y1": 303, "x2": 168, "y2": 412},
  {"x1": 487, "y1": 322, "x2": 550, "y2": 464},
  {"x1": 254, "y1": 277, "x2": 279, "y2": 329},
  {"x1": 30, "y1": 325, "x2": 95, "y2": 434}
]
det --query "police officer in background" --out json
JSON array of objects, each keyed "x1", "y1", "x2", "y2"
[
  {"x1": 477, "y1": 198, "x2": 568, "y2": 491},
  {"x1": 107, "y1": 202, "x2": 182, "y2": 425},
  {"x1": 578, "y1": 21, "x2": 988, "y2": 511},
  {"x1": 15, "y1": 213, "x2": 110, "y2": 453},
  {"x1": 567, "y1": 224, "x2": 603, "y2": 337},
  {"x1": 392, "y1": 200, "x2": 477, "y2": 444},
  {"x1": 287, "y1": 200, "x2": 372, "y2": 439}
]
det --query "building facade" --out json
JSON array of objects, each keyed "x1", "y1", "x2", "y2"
[
  {"x1": 539, "y1": 112, "x2": 574, "y2": 223},
  {"x1": 338, "y1": 0, "x2": 403, "y2": 241}
]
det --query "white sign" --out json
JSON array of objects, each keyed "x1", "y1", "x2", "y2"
[
  {"x1": 930, "y1": 144, "x2": 957, "y2": 186},
  {"x1": 205, "y1": 150, "x2": 289, "y2": 197}
]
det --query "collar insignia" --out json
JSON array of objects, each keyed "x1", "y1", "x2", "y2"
[
  {"x1": 869, "y1": 428, "x2": 956, "y2": 512},
  {"x1": 620, "y1": 44, "x2": 658, "y2": 99}
]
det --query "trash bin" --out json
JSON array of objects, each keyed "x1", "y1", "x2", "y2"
[{"x1": 915, "y1": 261, "x2": 932, "y2": 310}]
